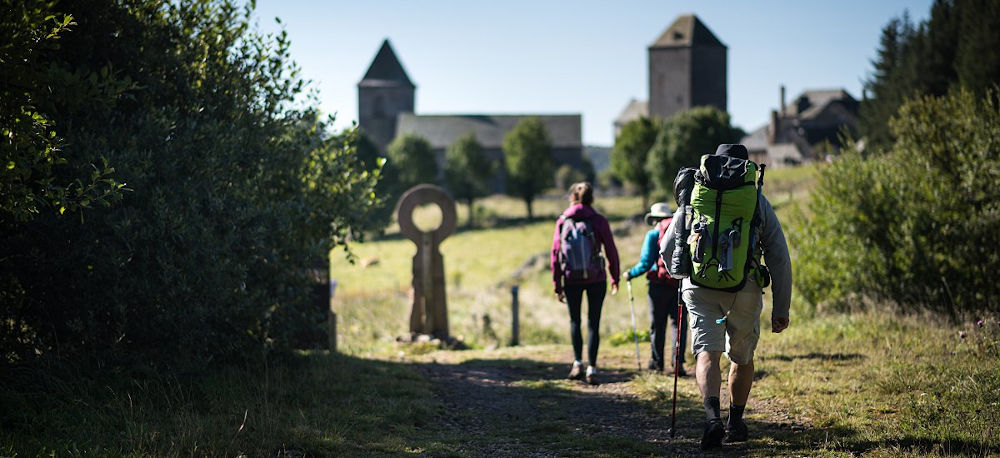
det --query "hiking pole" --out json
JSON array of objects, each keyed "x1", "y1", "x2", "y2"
[
  {"x1": 626, "y1": 279, "x2": 641, "y2": 372},
  {"x1": 670, "y1": 286, "x2": 683, "y2": 438}
]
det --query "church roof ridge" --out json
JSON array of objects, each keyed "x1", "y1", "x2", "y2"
[
  {"x1": 359, "y1": 39, "x2": 414, "y2": 87},
  {"x1": 650, "y1": 14, "x2": 725, "y2": 49}
]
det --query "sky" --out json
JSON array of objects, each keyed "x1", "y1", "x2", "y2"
[{"x1": 252, "y1": 1, "x2": 934, "y2": 146}]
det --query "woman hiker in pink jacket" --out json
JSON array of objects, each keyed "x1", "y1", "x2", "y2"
[{"x1": 550, "y1": 182, "x2": 620, "y2": 385}]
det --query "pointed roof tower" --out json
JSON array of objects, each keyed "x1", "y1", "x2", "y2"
[
  {"x1": 359, "y1": 39, "x2": 415, "y2": 88},
  {"x1": 650, "y1": 14, "x2": 725, "y2": 48}
]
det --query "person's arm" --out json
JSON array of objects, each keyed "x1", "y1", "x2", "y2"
[
  {"x1": 550, "y1": 218, "x2": 564, "y2": 296},
  {"x1": 598, "y1": 215, "x2": 620, "y2": 288},
  {"x1": 627, "y1": 229, "x2": 660, "y2": 279},
  {"x1": 759, "y1": 196, "x2": 792, "y2": 326}
]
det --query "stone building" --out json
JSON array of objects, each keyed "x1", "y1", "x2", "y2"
[
  {"x1": 741, "y1": 86, "x2": 859, "y2": 166},
  {"x1": 358, "y1": 39, "x2": 585, "y2": 192},
  {"x1": 614, "y1": 14, "x2": 727, "y2": 137}
]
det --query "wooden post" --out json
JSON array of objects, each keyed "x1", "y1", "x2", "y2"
[
  {"x1": 510, "y1": 285, "x2": 519, "y2": 346},
  {"x1": 328, "y1": 279, "x2": 338, "y2": 352}
]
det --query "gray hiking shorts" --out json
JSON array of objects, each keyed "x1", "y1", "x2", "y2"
[{"x1": 683, "y1": 281, "x2": 763, "y2": 365}]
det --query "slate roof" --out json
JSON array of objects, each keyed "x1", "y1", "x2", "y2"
[
  {"x1": 650, "y1": 14, "x2": 725, "y2": 48},
  {"x1": 742, "y1": 124, "x2": 769, "y2": 153},
  {"x1": 782, "y1": 88, "x2": 857, "y2": 119},
  {"x1": 396, "y1": 114, "x2": 581, "y2": 149},
  {"x1": 359, "y1": 39, "x2": 414, "y2": 88},
  {"x1": 614, "y1": 99, "x2": 649, "y2": 125}
]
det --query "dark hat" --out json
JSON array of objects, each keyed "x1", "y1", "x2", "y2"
[{"x1": 715, "y1": 144, "x2": 749, "y2": 160}]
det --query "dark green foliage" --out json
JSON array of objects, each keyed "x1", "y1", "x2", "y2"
[
  {"x1": 792, "y1": 89, "x2": 1000, "y2": 317},
  {"x1": 503, "y1": 117, "x2": 553, "y2": 220},
  {"x1": 646, "y1": 106, "x2": 744, "y2": 200},
  {"x1": 861, "y1": 0, "x2": 1000, "y2": 149},
  {"x1": 0, "y1": 0, "x2": 381, "y2": 369},
  {"x1": 444, "y1": 133, "x2": 494, "y2": 226},
  {"x1": 554, "y1": 164, "x2": 586, "y2": 194},
  {"x1": 385, "y1": 132, "x2": 438, "y2": 196},
  {"x1": 610, "y1": 117, "x2": 657, "y2": 209},
  {"x1": 0, "y1": 1, "x2": 125, "y2": 222}
]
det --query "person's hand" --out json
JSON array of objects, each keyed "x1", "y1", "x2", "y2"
[
  {"x1": 556, "y1": 291, "x2": 565, "y2": 303},
  {"x1": 772, "y1": 316, "x2": 789, "y2": 333},
  {"x1": 611, "y1": 283, "x2": 619, "y2": 296},
  {"x1": 623, "y1": 271, "x2": 630, "y2": 281}
]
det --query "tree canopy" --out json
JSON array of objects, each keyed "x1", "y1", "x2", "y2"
[
  {"x1": 610, "y1": 117, "x2": 657, "y2": 209},
  {"x1": 861, "y1": 0, "x2": 1000, "y2": 149},
  {"x1": 646, "y1": 106, "x2": 744, "y2": 200},
  {"x1": 385, "y1": 133, "x2": 438, "y2": 194},
  {"x1": 503, "y1": 118, "x2": 553, "y2": 220},
  {"x1": 444, "y1": 133, "x2": 494, "y2": 227}
]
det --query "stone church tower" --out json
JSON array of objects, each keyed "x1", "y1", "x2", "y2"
[
  {"x1": 358, "y1": 39, "x2": 415, "y2": 151},
  {"x1": 648, "y1": 15, "x2": 727, "y2": 119}
]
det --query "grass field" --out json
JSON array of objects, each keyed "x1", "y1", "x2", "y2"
[{"x1": 6, "y1": 165, "x2": 999, "y2": 456}]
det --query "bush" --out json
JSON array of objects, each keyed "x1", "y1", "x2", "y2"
[
  {"x1": 0, "y1": 0, "x2": 382, "y2": 370},
  {"x1": 792, "y1": 88, "x2": 1000, "y2": 317}
]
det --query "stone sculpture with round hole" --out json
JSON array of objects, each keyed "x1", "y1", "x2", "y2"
[{"x1": 395, "y1": 184, "x2": 457, "y2": 339}]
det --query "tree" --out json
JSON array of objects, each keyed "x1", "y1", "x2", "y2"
[
  {"x1": 611, "y1": 117, "x2": 658, "y2": 210},
  {"x1": 385, "y1": 132, "x2": 438, "y2": 196},
  {"x1": 646, "y1": 106, "x2": 744, "y2": 200},
  {"x1": 0, "y1": 0, "x2": 382, "y2": 370},
  {"x1": 444, "y1": 133, "x2": 494, "y2": 227},
  {"x1": 860, "y1": 0, "x2": 1000, "y2": 150},
  {"x1": 503, "y1": 117, "x2": 553, "y2": 220}
]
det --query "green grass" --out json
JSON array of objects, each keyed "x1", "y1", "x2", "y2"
[
  {"x1": 1, "y1": 352, "x2": 446, "y2": 456},
  {"x1": 9, "y1": 168, "x2": 998, "y2": 455}
]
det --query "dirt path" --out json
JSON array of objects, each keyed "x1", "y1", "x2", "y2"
[{"x1": 411, "y1": 348, "x2": 792, "y2": 457}]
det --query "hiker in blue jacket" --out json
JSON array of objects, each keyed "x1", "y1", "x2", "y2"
[{"x1": 623, "y1": 202, "x2": 687, "y2": 375}]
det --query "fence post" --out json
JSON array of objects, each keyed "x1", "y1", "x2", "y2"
[
  {"x1": 328, "y1": 279, "x2": 338, "y2": 353},
  {"x1": 510, "y1": 284, "x2": 519, "y2": 346}
]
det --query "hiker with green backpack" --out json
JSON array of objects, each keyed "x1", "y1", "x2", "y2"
[
  {"x1": 622, "y1": 202, "x2": 687, "y2": 376},
  {"x1": 660, "y1": 144, "x2": 792, "y2": 450}
]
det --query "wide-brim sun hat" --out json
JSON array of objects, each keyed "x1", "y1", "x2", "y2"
[{"x1": 644, "y1": 202, "x2": 673, "y2": 225}]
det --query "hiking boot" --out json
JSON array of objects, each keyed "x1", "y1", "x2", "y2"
[
  {"x1": 671, "y1": 364, "x2": 687, "y2": 377},
  {"x1": 725, "y1": 419, "x2": 748, "y2": 443},
  {"x1": 585, "y1": 366, "x2": 599, "y2": 385},
  {"x1": 567, "y1": 362, "x2": 584, "y2": 380},
  {"x1": 647, "y1": 359, "x2": 664, "y2": 372},
  {"x1": 701, "y1": 418, "x2": 725, "y2": 450}
]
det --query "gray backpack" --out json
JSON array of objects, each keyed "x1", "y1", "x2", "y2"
[{"x1": 559, "y1": 216, "x2": 601, "y2": 281}]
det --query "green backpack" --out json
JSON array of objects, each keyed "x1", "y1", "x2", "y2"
[{"x1": 687, "y1": 154, "x2": 765, "y2": 291}]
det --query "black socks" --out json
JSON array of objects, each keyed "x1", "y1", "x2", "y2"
[
  {"x1": 704, "y1": 396, "x2": 721, "y2": 420},
  {"x1": 729, "y1": 404, "x2": 746, "y2": 425}
]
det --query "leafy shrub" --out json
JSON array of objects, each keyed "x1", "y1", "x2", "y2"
[
  {"x1": 792, "y1": 88, "x2": 1000, "y2": 317},
  {"x1": 0, "y1": 0, "x2": 381, "y2": 370}
]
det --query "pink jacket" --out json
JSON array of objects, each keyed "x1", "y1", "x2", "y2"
[{"x1": 550, "y1": 204, "x2": 620, "y2": 294}]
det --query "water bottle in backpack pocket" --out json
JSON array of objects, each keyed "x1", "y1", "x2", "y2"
[{"x1": 559, "y1": 216, "x2": 602, "y2": 281}]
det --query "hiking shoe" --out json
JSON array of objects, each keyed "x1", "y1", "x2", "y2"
[
  {"x1": 585, "y1": 366, "x2": 599, "y2": 385},
  {"x1": 672, "y1": 364, "x2": 687, "y2": 377},
  {"x1": 567, "y1": 362, "x2": 584, "y2": 380},
  {"x1": 647, "y1": 359, "x2": 664, "y2": 372},
  {"x1": 725, "y1": 419, "x2": 748, "y2": 443},
  {"x1": 701, "y1": 418, "x2": 725, "y2": 450}
]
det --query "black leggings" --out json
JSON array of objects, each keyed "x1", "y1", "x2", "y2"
[
  {"x1": 565, "y1": 282, "x2": 606, "y2": 367},
  {"x1": 648, "y1": 282, "x2": 688, "y2": 367}
]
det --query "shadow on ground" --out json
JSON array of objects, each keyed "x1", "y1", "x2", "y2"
[{"x1": 376, "y1": 353, "x2": 997, "y2": 457}]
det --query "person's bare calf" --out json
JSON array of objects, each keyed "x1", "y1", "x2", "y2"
[{"x1": 696, "y1": 351, "x2": 723, "y2": 419}]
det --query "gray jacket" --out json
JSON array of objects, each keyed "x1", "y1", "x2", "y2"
[{"x1": 659, "y1": 195, "x2": 792, "y2": 318}]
